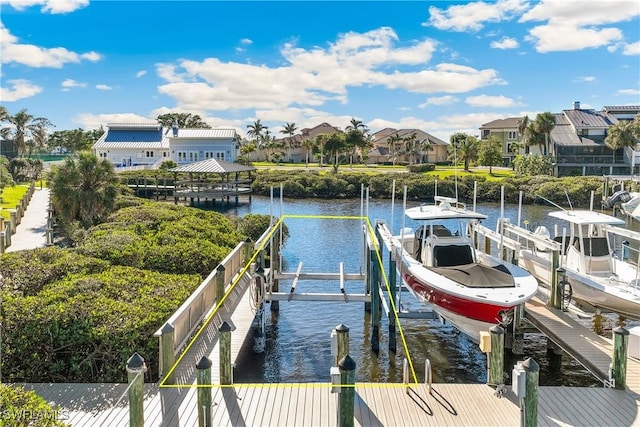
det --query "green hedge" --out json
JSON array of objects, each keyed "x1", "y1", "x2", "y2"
[
  {"x1": 1, "y1": 266, "x2": 200, "y2": 382},
  {"x1": 75, "y1": 203, "x2": 244, "y2": 277}
]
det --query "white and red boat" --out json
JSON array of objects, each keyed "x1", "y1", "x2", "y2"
[{"x1": 381, "y1": 196, "x2": 539, "y2": 342}]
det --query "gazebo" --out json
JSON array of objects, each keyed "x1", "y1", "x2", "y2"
[{"x1": 169, "y1": 159, "x2": 256, "y2": 206}]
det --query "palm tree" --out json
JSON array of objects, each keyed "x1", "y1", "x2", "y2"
[
  {"x1": 525, "y1": 123, "x2": 545, "y2": 155},
  {"x1": 387, "y1": 133, "x2": 402, "y2": 165},
  {"x1": 246, "y1": 120, "x2": 268, "y2": 148},
  {"x1": 0, "y1": 108, "x2": 52, "y2": 157},
  {"x1": 518, "y1": 115, "x2": 530, "y2": 153},
  {"x1": 48, "y1": 151, "x2": 119, "y2": 228},
  {"x1": 346, "y1": 118, "x2": 367, "y2": 133},
  {"x1": 448, "y1": 133, "x2": 478, "y2": 171},
  {"x1": 324, "y1": 133, "x2": 346, "y2": 172},
  {"x1": 403, "y1": 131, "x2": 419, "y2": 164},
  {"x1": 606, "y1": 120, "x2": 639, "y2": 173},
  {"x1": 535, "y1": 112, "x2": 555, "y2": 156},
  {"x1": 280, "y1": 122, "x2": 298, "y2": 162},
  {"x1": 419, "y1": 138, "x2": 434, "y2": 163},
  {"x1": 302, "y1": 138, "x2": 315, "y2": 168}
]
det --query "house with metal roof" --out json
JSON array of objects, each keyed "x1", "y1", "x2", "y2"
[
  {"x1": 93, "y1": 123, "x2": 239, "y2": 168},
  {"x1": 479, "y1": 102, "x2": 639, "y2": 176}
]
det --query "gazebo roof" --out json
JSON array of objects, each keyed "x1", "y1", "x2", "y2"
[{"x1": 169, "y1": 159, "x2": 256, "y2": 174}]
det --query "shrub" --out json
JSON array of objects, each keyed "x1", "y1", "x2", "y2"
[
  {"x1": 407, "y1": 163, "x2": 435, "y2": 173},
  {"x1": 0, "y1": 384, "x2": 68, "y2": 426},
  {"x1": 1, "y1": 267, "x2": 200, "y2": 382}
]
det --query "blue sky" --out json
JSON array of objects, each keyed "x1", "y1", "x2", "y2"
[{"x1": 1, "y1": 0, "x2": 639, "y2": 142}]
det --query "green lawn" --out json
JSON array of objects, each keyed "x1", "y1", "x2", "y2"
[
  {"x1": 0, "y1": 184, "x2": 30, "y2": 220},
  {"x1": 426, "y1": 166, "x2": 514, "y2": 181}
]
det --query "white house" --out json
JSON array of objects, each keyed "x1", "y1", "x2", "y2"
[{"x1": 93, "y1": 123, "x2": 240, "y2": 168}]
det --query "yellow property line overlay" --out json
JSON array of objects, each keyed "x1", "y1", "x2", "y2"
[{"x1": 159, "y1": 214, "x2": 421, "y2": 389}]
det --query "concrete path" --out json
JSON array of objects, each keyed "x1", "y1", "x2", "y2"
[{"x1": 6, "y1": 187, "x2": 51, "y2": 252}]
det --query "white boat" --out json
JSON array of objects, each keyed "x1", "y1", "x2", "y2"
[
  {"x1": 379, "y1": 196, "x2": 539, "y2": 342},
  {"x1": 621, "y1": 192, "x2": 640, "y2": 216},
  {"x1": 516, "y1": 209, "x2": 640, "y2": 319}
]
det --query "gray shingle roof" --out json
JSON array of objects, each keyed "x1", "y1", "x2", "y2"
[{"x1": 169, "y1": 158, "x2": 255, "y2": 173}]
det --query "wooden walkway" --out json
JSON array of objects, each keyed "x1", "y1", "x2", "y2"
[
  {"x1": 169, "y1": 273, "x2": 257, "y2": 385},
  {"x1": 525, "y1": 297, "x2": 640, "y2": 396},
  {"x1": 20, "y1": 382, "x2": 640, "y2": 426}
]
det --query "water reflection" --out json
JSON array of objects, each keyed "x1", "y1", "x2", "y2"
[{"x1": 220, "y1": 196, "x2": 633, "y2": 386}]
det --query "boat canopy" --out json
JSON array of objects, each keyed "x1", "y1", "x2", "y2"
[
  {"x1": 405, "y1": 205, "x2": 487, "y2": 221},
  {"x1": 548, "y1": 210, "x2": 625, "y2": 226}
]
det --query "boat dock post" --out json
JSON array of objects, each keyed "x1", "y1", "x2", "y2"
[
  {"x1": 370, "y1": 223, "x2": 382, "y2": 353},
  {"x1": 487, "y1": 325, "x2": 505, "y2": 387},
  {"x1": 388, "y1": 242, "x2": 398, "y2": 352},
  {"x1": 612, "y1": 326, "x2": 630, "y2": 390}
]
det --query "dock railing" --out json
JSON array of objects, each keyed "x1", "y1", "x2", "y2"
[{"x1": 154, "y1": 240, "x2": 248, "y2": 378}]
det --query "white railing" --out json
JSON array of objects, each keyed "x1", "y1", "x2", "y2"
[{"x1": 154, "y1": 240, "x2": 247, "y2": 356}]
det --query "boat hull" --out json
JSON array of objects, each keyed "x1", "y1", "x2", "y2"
[
  {"x1": 518, "y1": 249, "x2": 640, "y2": 319},
  {"x1": 402, "y1": 272, "x2": 517, "y2": 342},
  {"x1": 565, "y1": 271, "x2": 640, "y2": 320}
]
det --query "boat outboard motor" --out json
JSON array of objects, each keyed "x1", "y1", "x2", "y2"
[{"x1": 602, "y1": 190, "x2": 631, "y2": 209}]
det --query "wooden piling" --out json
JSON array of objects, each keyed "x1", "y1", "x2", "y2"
[
  {"x1": 488, "y1": 325, "x2": 504, "y2": 386},
  {"x1": 550, "y1": 265, "x2": 563, "y2": 309},
  {"x1": 612, "y1": 326, "x2": 629, "y2": 390},
  {"x1": 196, "y1": 356, "x2": 213, "y2": 427},
  {"x1": 388, "y1": 249, "x2": 397, "y2": 352},
  {"x1": 334, "y1": 324, "x2": 349, "y2": 366},
  {"x1": 522, "y1": 357, "x2": 539, "y2": 427},
  {"x1": 338, "y1": 355, "x2": 356, "y2": 427},
  {"x1": 219, "y1": 321, "x2": 232, "y2": 385},
  {"x1": 364, "y1": 246, "x2": 372, "y2": 312},
  {"x1": 215, "y1": 265, "x2": 226, "y2": 304},
  {"x1": 126, "y1": 352, "x2": 146, "y2": 427},
  {"x1": 370, "y1": 247, "x2": 380, "y2": 353},
  {"x1": 9, "y1": 210, "x2": 17, "y2": 233},
  {"x1": 160, "y1": 323, "x2": 175, "y2": 385},
  {"x1": 484, "y1": 235, "x2": 491, "y2": 255}
]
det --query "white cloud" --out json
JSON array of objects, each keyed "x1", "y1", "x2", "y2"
[
  {"x1": 465, "y1": 94, "x2": 522, "y2": 108},
  {"x1": 623, "y1": 41, "x2": 640, "y2": 55},
  {"x1": 61, "y1": 79, "x2": 86, "y2": 91},
  {"x1": 424, "y1": 0, "x2": 529, "y2": 32},
  {"x1": 525, "y1": 24, "x2": 622, "y2": 52},
  {"x1": 136, "y1": 70, "x2": 147, "y2": 78},
  {"x1": 419, "y1": 95, "x2": 458, "y2": 107},
  {"x1": 520, "y1": 0, "x2": 639, "y2": 52},
  {"x1": 155, "y1": 27, "x2": 504, "y2": 113},
  {"x1": 617, "y1": 88, "x2": 640, "y2": 96},
  {"x1": 0, "y1": 78, "x2": 43, "y2": 101},
  {"x1": 575, "y1": 76, "x2": 596, "y2": 83},
  {"x1": 240, "y1": 38, "x2": 253, "y2": 45},
  {"x1": 0, "y1": 23, "x2": 101, "y2": 68},
  {"x1": 490, "y1": 37, "x2": 519, "y2": 49},
  {"x1": 1, "y1": 0, "x2": 88, "y2": 13},
  {"x1": 96, "y1": 84, "x2": 112, "y2": 90}
]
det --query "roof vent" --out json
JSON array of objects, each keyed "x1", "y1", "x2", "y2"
[
  {"x1": 172, "y1": 121, "x2": 179, "y2": 137},
  {"x1": 573, "y1": 101, "x2": 580, "y2": 110}
]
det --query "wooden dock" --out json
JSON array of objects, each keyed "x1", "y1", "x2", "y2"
[
  {"x1": 168, "y1": 273, "x2": 257, "y2": 385},
  {"x1": 525, "y1": 297, "x2": 640, "y2": 395},
  {"x1": 20, "y1": 381, "x2": 640, "y2": 426}
]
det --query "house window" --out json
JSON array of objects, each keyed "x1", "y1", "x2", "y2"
[
  {"x1": 177, "y1": 151, "x2": 187, "y2": 162},
  {"x1": 145, "y1": 151, "x2": 154, "y2": 158},
  {"x1": 581, "y1": 128, "x2": 589, "y2": 136},
  {"x1": 216, "y1": 152, "x2": 225, "y2": 160},
  {"x1": 508, "y1": 131, "x2": 517, "y2": 139},
  {"x1": 189, "y1": 151, "x2": 199, "y2": 162},
  {"x1": 482, "y1": 130, "x2": 491, "y2": 138},
  {"x1": 99, "y1": 152, "x2": 107, "y2": 158},
  {"x1": 163, "y1": 151, "x2": 168, "y2": 157}
]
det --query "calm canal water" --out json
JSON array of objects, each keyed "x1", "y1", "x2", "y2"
[{"x1": 213, "y1": 196, "x2": 638, "y2": 386}]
